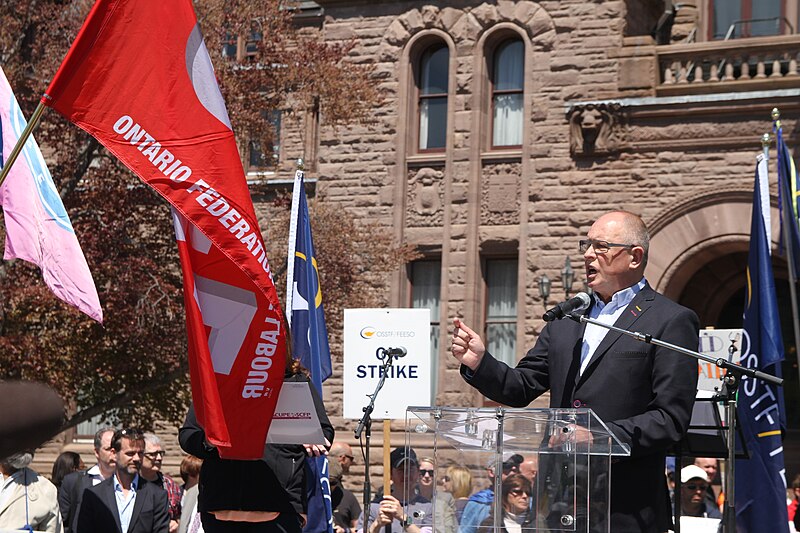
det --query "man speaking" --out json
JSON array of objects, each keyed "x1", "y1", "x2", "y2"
[{"x1": 451, "y1": 211, "x2": 699, "y2": 533}]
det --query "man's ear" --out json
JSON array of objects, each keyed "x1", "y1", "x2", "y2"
[{"x1": 629, "y1": 246, "x2": 645, "y2": 269}]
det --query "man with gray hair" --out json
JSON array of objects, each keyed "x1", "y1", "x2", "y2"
[
  {"x1": 0, "y1": 451, "x2": 63, "y2": 532},
  {"x1": 58, "y1": 426, "x2": 116, "y2": 533},
  {"x1": 452, "y1": 211, "x2": 699, "y2": 532},
  {"x1": 141, "y1": 433, "x2": 182, "y2": 533}
]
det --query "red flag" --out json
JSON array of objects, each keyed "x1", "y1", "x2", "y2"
[{"x1": 43, "y1": 0, "x2": 287, "y2": 459}]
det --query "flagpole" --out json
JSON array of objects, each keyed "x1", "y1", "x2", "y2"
[
  {"x1": 772, "y1": 109, "x2": 800, "y2": 386},
  {"x1": 285, "y1": 161, "x2": 305, "y2": 328},
  {"x1": 0, "y1": 101, "x2": 46, "y2": 189}
]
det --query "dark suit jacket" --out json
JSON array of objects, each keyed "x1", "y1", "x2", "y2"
[
  {"x1": 76, "y1": 475, "x2": 169, "y2": 533},
  {"x1": 59, "y1": 470, "x2": 93, "y2": 533},
  {"x1": 462, "y1": 283, "x2": 699, "y2": 533}
]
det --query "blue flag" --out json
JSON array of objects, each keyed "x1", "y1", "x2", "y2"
[
  {"x1": 734, "y1": 155, "x2": 789, "y2": 532},
  {"x1": 775, "y1": 126, "x2": 800, "y2": 279},
  {"x1": 290, "y1": 174, "x2": 332, "y2": 392},
  {"x1": 288, "y1": 171, "x2": 333, "y2": 533}
]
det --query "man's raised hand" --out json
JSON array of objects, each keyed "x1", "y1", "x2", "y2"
[{"x1": 450, "y1": 318, "x2": 486, "y2": 371}]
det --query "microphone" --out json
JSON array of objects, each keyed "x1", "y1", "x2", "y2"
[
  {"x1": 542, "y1": 292, "x2": 592, "y2": 322},
  {"x1": 385, "y1": 347, "x2": 407, "y2": 358}
]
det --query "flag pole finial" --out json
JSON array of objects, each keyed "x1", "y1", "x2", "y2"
[
  {"x1": 296, "y1": 158, "x2": 305, "y2": 170},
  {"x1": 772, "y1": 108, "x2": 782, "y2": 130},
  {"x1": 762, "y1": 133, "x2": 772, "y2": 149}
]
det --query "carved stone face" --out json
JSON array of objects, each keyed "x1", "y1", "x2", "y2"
[
  {"x1": 569, "y1": 103, "x2": 621, "y2": 156},
  {"x1": 580, "y1": 108, "x2": 601, "y2": 128}
]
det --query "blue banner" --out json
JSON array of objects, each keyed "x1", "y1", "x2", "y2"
[
  {"x1": 290, "y1": 174, "x2": 333, "y2": 533},
  {"x1": 291, "y1": 175, "x2": 332, "y2": 393},
  {"x1": 776, "y1": 126, "x2": 800, "y2": 279},
  {"x1": 734, "y1": 156, "x2": 789, "y2": 532},
  {"x1": 304, "y1": 455, "x2": 333, "y2": 533}
]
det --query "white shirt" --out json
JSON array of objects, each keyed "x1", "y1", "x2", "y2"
[
  {"x1": 579, "y1": 278, "x2": 646, "y2": 375},
  {"x1": 503, "y1": 511, "x2": 525, "y2": 533},
  {"x1": 86, "y1": 464, "x2": 106, "y2": 485},
  {"x1": 114, "y1": 474, "x2": 139, "y2": 533},
  {"x1": 186, "y1": 499, "x2": 205, "y2": 533}
]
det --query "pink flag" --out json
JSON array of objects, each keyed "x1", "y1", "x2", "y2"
[{"x1": 0, "y1": 67, "x2": 102, "y2": 322}]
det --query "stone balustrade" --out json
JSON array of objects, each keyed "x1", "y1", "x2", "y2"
[{"x1": 656, "y1": 34, "x2": 800, "y2": 95}]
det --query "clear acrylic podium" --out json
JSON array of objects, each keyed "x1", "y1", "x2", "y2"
[{"x1": 404, "y1": 407, "x2": 631, "y2": 533}]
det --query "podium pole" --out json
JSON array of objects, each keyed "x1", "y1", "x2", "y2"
[
  {"x1": 720, "y1": 375, "x2": 739, "y2": 533},
  {"x1": 567, "y1": 313, "x2": 781, "y2": 532},
  {"x1": 355, "y1": 348, "x2": 400, "y2": 531}
]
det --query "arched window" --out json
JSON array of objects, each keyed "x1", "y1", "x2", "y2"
[
  {"x1": 417, "y1": 43, "x2": 449, "y2": 151},
  {"x1": 491, "y1": 39, "x2": 524, "y2": 148}
]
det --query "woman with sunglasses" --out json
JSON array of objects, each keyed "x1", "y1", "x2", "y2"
[
  {"x1": 415, "y1": 457, "x2": 456, "y2": 533},
  {"x1": 441, "y1": 465, "x2": 472, "y2": 523},
  {"x1": 479, "y1": 474, "x2": 534, "y2": 533}
]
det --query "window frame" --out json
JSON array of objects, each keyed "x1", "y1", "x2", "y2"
[
  {"x1": 408, "y1": 258, "x2": 443, "y2": 403},
  {"x1": 415, "y1": 42, "x2": 450, "y2": 154},
  {"x1": 489, "y1": 38, "x2": 525, "y2": 150},
  {"x1": 245, "y1": 109, "x2": 282, "y2": 175},
  {"x1": 245, "y1": 19, "x2": 264, "y2": 61},
  {"x1": 222, "y1": 29, "x2": 239, "y2": 60},
  {"x1": 706, "y1": 0, "x2": 788, "y2": 40},
  {"x1": 482, "y1": 256, "x2": 519, "y2": 368}
]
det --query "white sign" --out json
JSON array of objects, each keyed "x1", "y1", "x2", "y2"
[
  {"x1": 266, "y1": 382, "x2": 325, "y2": 445},
  {"x1": 343, "y1": 308, "x2": 431, "y2": 419},
  {"x1": 675, "y1": 516, "x2": 720, "y2": 533},
  {"x1": 697, "y1": 328, "x2": 743, "y2": 393}
]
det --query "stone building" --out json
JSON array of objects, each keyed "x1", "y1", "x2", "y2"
[
  {"x1": 291, "y1": 0, "x2": 800, "y2": 492},
  {"x1": 34, "y1": 0, "x2": 800, "y2": 499}
]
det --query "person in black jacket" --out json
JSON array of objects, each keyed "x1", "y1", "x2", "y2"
[
  {"x1": 58, "y1": 426, "x2": 117, "y2": 533},
  {"x1": 76, "y1": 428, "x2": 169, "y2": 533},
  {"x1": 452, "y1": 211, "x2": 699, "y2": 533},
  {"x1": 179, "y1": 357, "x2": 334, "y2": 532}
]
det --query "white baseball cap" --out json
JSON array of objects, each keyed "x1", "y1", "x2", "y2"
[{"x1": 680, "y1": 464, "x2": 709, "y2": 484}]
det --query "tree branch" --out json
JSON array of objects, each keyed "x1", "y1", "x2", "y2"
[
  {"x1": 60, "y1": 137, "x2": 99, "y2": 200},
  {"x1": 60, "y1": 361, "x2": 189, "y2": 430}
]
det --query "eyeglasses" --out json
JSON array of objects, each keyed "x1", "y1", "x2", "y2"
[
  {"x1": 144, "y1": 451, "x2": 165, "y2": 460},
  {"x1": 684, "y1": 484, "x2": 708, "y2": 492},
  {"x1": 509, "y1": 489, "x2": 530, "y2": 497},
  {"x1": 343, "y1": 455, "x2": 355, "y2": 461},
  {"x1": 419, "y1": 469, "x2": 434, "y2": 477},
  {"x1": 441, "y1": 476, "x2": 451, "y2": 482},
  {"x1": 579, "y1": 239, "x2": 635, "y2": 254}
]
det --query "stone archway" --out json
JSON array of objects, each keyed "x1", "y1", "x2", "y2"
[
  {"x1": 646, "y1": 190, "x2": 781, "y2": 326},
  {"x1": 381, "y1": 2, "x2": 556, "y2": 50},
  {"x1": 647, "y1": 191, "x2": 800, "y2": 477}
]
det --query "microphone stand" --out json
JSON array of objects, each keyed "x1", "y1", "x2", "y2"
[
  {"x1": 566, "y1": 313, "x2": 783, "y2": 533},
  {"x1": 355, "y1": 348, "x2": 400, "y2": 533}
]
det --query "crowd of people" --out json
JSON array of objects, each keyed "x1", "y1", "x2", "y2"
[
  {"x1": 0, "y1": 210, "x2": 789, "y2": 533},
  {"x1": 5, "y1": 434, "x2": 800, "y2": 533},
  {"x1": 0, "y1": 427, "x2": 205, "y2": 533}
]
